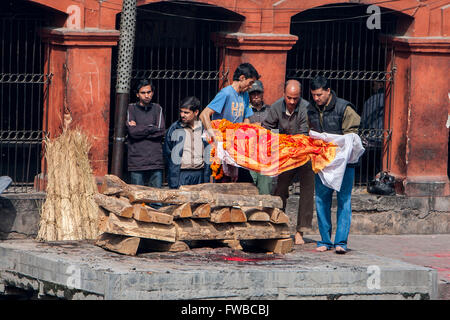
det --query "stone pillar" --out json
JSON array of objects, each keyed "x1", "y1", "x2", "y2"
[
  {"x1": 387, "y1": 36, "x2": 450, "y2": 196},
  {"x1": 40, "y1": 28, "x2": 119, "y2": 180},
  {"x1": 212, "y1": 33, "x2": 298, "y2": 105}
]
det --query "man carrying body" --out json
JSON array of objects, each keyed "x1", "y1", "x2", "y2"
[
  {"x1": 163, "y1": 96, "x2": 211, "y2": 189},
  {"x1": 308, "y1": 76, "x2": 360, "y2": 254},
  {"x1": 126, "y1": 80, "x2": 165, "y2": 195},
  {"x1": 246, "y1": 80, "x2": 273, "y2": 194},
  {"x1": 262, "y1": 80, "x2": 315, "y2": 245},
  {"x1": 199, "y1": 62, "x2": 260, "y2": 182}
]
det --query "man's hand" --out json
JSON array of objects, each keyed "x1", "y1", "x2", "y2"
[{"x1": 128, "y1": 120, "x2": 136, "y2": 126}]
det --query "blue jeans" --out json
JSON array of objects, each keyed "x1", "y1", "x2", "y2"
[
  {"x1": 130, "y1": 170, "x2": 163, "y2": 208},
  {"x1": 315, "y1": 166, "x2": 355, "y2": 250}
]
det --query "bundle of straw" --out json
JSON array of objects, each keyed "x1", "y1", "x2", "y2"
[{"x1": 37, "y1": 127, "x2": 100, "y2": 241}]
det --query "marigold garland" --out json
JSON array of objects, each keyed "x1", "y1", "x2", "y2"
[{"x1": 209, "y1": 147, "x2": 223, "y2": 180}]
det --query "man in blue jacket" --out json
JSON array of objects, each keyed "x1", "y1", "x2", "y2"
[{"x1": 164, "y1": 96, "x2": 211, "y2": 189}]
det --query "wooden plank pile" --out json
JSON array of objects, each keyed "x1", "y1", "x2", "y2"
[{"x1": 94, "y1": 175, "x2": 293, "y2": 256}]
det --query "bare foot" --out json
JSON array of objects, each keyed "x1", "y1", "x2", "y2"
[
  {"x1": 335, "y1": 246, "x2": 347, "y2": 254},
  {"x1": 294, "y1": 232, "x2": 305, "y2": 245},
  {"x1": 316, "y1": 246, "x2": 328, "y2": 252}
]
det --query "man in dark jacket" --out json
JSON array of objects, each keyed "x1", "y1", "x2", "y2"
[
  {"x1": 308, "y1": 76, "x2": 360, "y2": 254},
  {"x1": 126, "y1": 80, "x2": 165, "y2": 192},
  {"x1": 262, "y1": 80, "x2": 315, "y2": 245},
  {"x1": 163, "y1": 96, "x2": 211, "y2": 189}
]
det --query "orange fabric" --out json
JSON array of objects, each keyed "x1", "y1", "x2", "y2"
[{"x1": 209, "y1": 119, "x2": 337, "y2": 178}]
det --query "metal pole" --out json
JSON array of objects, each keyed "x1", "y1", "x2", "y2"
[{"x1": 111, "y1": 0, "x2": 136, "y2": 177}]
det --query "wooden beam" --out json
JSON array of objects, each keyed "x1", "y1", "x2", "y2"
[
  {"x1": 220, "y1": 239, "x2": 243, "y2": 250},
  {"x1": 99, "y1": 174, "x2": 130, "y2": 196},
  {"x1": 126, "y1": 188, "x2": 283, "y2": 208},
  {"x1": 265, "y1": 207, "x2": 290, "y2": 224},
  {"x1": 132, "y1": 204, "x2": 174, "y2": 225},
  {"x1": 191, "y1": 203, "x2": 211, "y2": 218},
  {"x1": 95, "y1": 233, "x2": 141, "y2": 256},
  {"x1": 105, "y1": 212, "x2": 176, "y2": 242},
  {"x1": 210, "y1": 207, "x2": 231, "y2": 223},
  {"x1": 100, "y1": 175, "x2": 283, "y2": 208},
  {"x1": 230, "y1": 207, "x2": 247, "y2": 222},
  {"x1": 142, "y1": 239, "x2": 190, "y2": 252},
  {"x1": 244, "y1": 207, "x2": 271, "y2": 222},
  {"x1": 253, "y1": 238, "x2": 293, "y2": 254},
  {"x1": 93, "y1": 193, "x2": 133, "y2": 218},
  {"x1": 179, "y1": 183, "x2": 259, "y2": 195},
  {"x1": 98, "y1": 207, "x2": 109, "y2": 233},
  {"x1": 158, "y1": 203, "x2": 192, "y2": 219},
  {"x1": 174, "y1": 219, "x2": 290, "y2": 241}
]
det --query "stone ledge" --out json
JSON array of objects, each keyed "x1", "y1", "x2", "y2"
[
  {"x1": 286, "y1": 194, "x2": 450, "y2": 235},
  {"x1": 0, "y1": 240, "x2": 438, "y2": 300},
  {"x1": 1, "y1": 192, "x2": 449, "y2": 239}
]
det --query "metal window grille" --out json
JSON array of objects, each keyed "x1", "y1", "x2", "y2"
[
  {"x1": 0, "y1": 11, "x2": 49, "y2": 193},
  {"x1": 286, "y1": 4, "x2": 398, "y2": 186},
  {"x1": 110, "y1": 3, "x2": 242, "y2": 181}
]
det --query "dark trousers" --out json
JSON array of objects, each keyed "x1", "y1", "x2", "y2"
[
  {"x1": 179, "y1": 169, "x2": 204, "y2": 186},
  {"x1": 274, "y1": 161, "x2": 315, "y2": 233},
  {"x1": 130, "y1": 169, "x2": 163, "y2": 188}
]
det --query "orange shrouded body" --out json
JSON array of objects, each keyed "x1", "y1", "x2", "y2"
[{"x1": 209, "y1": 119, "x2": 337, "y2": 178}]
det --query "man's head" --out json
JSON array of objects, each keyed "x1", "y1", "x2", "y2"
[
  {"x1": 310, "y1": 76, "x2": 331, "y2": 107},
  {"x1": 372, "y1": 80, "x2": 384, "y2": 93},
  {"x1": 136, "y1": 79, "x2": 155, "y2": 106},
  {"x1": 232, "y1": 62, "x2": 260, "y2": 93},
  {"x1": 179, "y1": 96, "x2": 201, "y2": 126},
  {"x1": 284, "y1": 79, "x2": 301, "y2": 112},
  {"x1": 248, "y1": 80, "x2": 264, "y2": 108}
]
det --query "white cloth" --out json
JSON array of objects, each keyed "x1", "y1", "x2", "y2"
[
  {"x1": 217, "y1": 142, "x2": 240, "y2": 180},
  {"x1": 309, "y1": 130, "x2": 365, "y2": 192}
]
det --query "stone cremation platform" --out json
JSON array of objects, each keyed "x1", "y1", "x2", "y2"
[{"x1": 0, "y1": 239, "x2": 437, "y2": 300}]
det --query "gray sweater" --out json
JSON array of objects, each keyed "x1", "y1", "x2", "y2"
[{"x1": 262, "y1": 97, "x2": 310, "y2": 135}]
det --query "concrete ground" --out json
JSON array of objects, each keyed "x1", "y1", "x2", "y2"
[
  {"x1": 304, "y1": 234, "x2": 450, "y2": 299},
  {"x1": 0, "y1": 237, "x2": 439, "y2": 300},
  {"x1": 0, "y1": 192, "x2": 448, "y2": 300}
]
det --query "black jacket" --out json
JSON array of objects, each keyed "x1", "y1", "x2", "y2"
[
  {"x1": 307, "y1": 90, "x2": 355, "y2": 135},
  {"x1": 126, "y1": 102, "x2": 165, "y2": 171},
  {"x1": 308, "y1": 91, "x2": 361, "y2": 167},
  {"x1": 163, "y1": 120, "x2": 211, "y2": 189}
]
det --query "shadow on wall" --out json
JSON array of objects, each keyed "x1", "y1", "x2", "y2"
[
  {"x1": 0, "y1": 194, "x2": 43, "y2": 240},
  {"x1": 0, "y1": 197, "x2": 18, "y2": 239}
]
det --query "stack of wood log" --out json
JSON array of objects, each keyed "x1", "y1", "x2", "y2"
[{"x1": 94, "y1": 175, "x2": 293, "y2": 256}]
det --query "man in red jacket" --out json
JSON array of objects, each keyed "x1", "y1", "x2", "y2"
[{"x1": 126, "y1": 80, "x2": 165, "y2": 205}]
